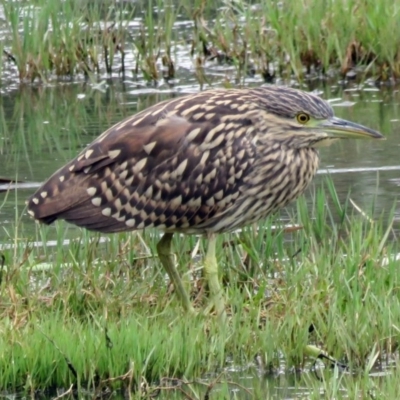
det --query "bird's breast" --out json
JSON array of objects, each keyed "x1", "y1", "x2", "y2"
[{"x1": 207, "y1": 146, "x2": 320, "y2": 233}]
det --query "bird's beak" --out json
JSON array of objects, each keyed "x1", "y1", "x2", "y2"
[{"x1": 317, "y1": 117, "x2": 385, "y2": 140}]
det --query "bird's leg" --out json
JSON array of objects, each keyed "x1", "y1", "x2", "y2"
[
  {"x1": 156, "y1": 233, "x2": 195, "y2": 314},
  {"x1": 204, "y1": 233, "x2": 226, "y2": 320}
]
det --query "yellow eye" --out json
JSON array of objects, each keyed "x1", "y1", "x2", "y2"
[{"x1": 296, "y1": 113, "x2": 310, "y2": 124}]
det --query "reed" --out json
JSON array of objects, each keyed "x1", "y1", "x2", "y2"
[{"x1": 2, "y1": 0, "x2": 400, "y2": 83}]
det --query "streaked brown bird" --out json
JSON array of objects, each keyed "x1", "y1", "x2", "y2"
[{"x1": 27, "y1": 85, "x2": 384, "y2": 316}]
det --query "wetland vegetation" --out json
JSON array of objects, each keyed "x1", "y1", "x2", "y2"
[
  {"x1": 1, "y1": 0, "x2": 400, "y2": 398},
  {"x1": 2, "y1": 0, "x2": 400, "y2": 84},
  {"x1": 2, "y1": 186, "x2": 400, "y2": 398}
]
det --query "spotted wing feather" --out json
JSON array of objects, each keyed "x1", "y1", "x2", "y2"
[{"x1": 27, "y1": 90, "x2": 260, "y2": 234}]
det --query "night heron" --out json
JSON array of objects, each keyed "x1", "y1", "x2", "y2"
[{"x1": 27, "y1": 86, "x2": 383, "y2": 316}]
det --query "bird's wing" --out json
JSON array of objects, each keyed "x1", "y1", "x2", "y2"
[{"x1": 27, "y1": 90, "x2": 261, "y2": 233}]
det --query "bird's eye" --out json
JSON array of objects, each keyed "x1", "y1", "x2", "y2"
[{"x1": 296, "y1": 113, "x2": 310, "y2": 124}]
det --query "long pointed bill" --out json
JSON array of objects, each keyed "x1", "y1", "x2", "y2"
[{"x1": 318, "y1": 117, "x2": 385, "y2": 139}]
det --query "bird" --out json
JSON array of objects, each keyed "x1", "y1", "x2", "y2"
[{"x1": 26, "y1": 85, "x2": 384, "y2": 317}]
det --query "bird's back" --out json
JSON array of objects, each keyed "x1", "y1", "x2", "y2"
[{"x1": 27, "y1": 87, "x2": 319, "y2": 234}]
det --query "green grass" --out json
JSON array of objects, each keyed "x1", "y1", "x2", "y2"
[
  {"x1": 2, "y1": 0, "x2": 133, "y2": 81},
  {"x1": 0, "y1": 180, "x2": 399, "y2": 397},
  {"x1": 2, "y1": 0, "x2": 400, "y2": 83},
  {"x1": 191, "y1": 0, "x2": 400, "y2": 82}
]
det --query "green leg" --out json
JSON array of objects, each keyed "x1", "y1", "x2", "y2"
[
  {"x1": 204, "y1": 233, "x2": 226, "y2": 320},
  {"x1": 157, "y1": 233, "x2": 195, "y2": 314}
]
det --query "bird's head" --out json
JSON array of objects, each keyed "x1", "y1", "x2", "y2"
[{"x1": 255, "y1": 86, "x2": 384, "y2": 148}]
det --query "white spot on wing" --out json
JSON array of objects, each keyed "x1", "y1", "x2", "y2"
[
  {"x1": 235, "y1": 170, "x2": 243, "y2": 179},
  {"x1": 208, "y1": 134, "x2": 225, "y2": 149},
  {"x1": 125, "y1": 219, "x2": 135, "y2": 227},
  {"x1": 204, "y1": 169, "x2": 216, "y2": 183},
  {"x1": 32, "y1": 197, "x2": 39, "y2": 204},
  {"x1": 143, "y1": 141, "x2": 157, "y2": 154},
  {"x1": 59, "y1": 175, "x2": 65, "y2": 182},
  {"x1": 131, "y1": 115, "x2": 147, "y2": 126},
  {"x1": 108, "y1": 149, "x2": 121, "y2": 159},
  {"x1": 200, "y1": 150, "x2": 210, "y2": 165},
  {"x1": 105, "y1": 188, "x2": 113, "y2": 201},
  {"x1": 145, "y1": 186, "x2": 153, "y2": 198},
  {"x1": 91, "y1": 197, "x2": 102, "y2": 206},
  {"x1": 133, "y1": 158, "x2": 147, "y2": 173},
  {"x1": 102, "y1": 208, "x2": 112, "y2": 217},
  {"x1": 237, "y1": 149, "x2": 245, "y2": 160},
  {"x1": 175, "y1": 159, "x2": 188, "y2": 176},
  {"x1": 195, "y1": 173, "x2": 203, "y2": 185},
  {"x1": 186, "y1": 128, "x2": 201, "y2": 142},
  {"x1": 87, "y1": 187, "x2": 97, "y2": 196},
  {"x1": 40, "y1": 192, "x2": 47, "y2": 199},
  {"x1": 204, "y1": 123, "x2": 225, "y2": 144},
  {"x1": 170, "y1": 195, "x2": 182, "y2": 208},
  {"x1": 206, "y1": 197, "x2": 215, "y2": 206},
  {"x1": 115, "y1": 116, "x2": 135, "y2": 131},
  {"x1": 193, "y1": 112, "x2": 205, "y2": 120},
  {"x1": 205, "y1": 113, "x2": 216, "y2": 120},
  {"x1": 114, "y1": 198, "x2": 122, "y2": 211},
  {"x1": 125, "y1": 176, "x2": 134, "y2": 186},
  {"x1": 188, "y1": 196, "x2": 201, "y2": 208},
  {"x1": 85, "y1": 149, "x2": 94, "y2": 159},
  {"x1": 215, "y1": 190, "x2": 224, "y2": 200},
  {"x1": 119, "y1": 169, "x2": 128, "y2": 180},
  {"x1": 180, "y1": 104, "x2": 200, "y2": 117}
]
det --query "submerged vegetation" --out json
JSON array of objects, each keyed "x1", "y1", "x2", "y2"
[{"x1": 1, "y1": 0, "x2": 400, "y2": 83}]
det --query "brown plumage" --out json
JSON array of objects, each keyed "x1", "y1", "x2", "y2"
[{"x1": 26, "y1": 85, "x2": 384, "y2": 315}]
